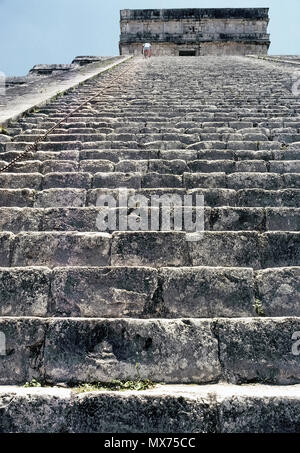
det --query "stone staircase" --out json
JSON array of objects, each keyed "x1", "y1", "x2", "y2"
[{"x1": 0, "y1": 56, "x2": 299, "y2": 432}]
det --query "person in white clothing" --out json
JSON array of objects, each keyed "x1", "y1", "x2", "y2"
[{"x1": 143, "y1": 42, "x2": 152, "y2": 58}]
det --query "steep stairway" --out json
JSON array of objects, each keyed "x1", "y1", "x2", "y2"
[{"x1": 0, "y1": 56, "x2": 299, "y2": 432}]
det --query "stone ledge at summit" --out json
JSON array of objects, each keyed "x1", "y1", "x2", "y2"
[{"x1": 119, "y1": 7, "x2": 270, "y2": 56}]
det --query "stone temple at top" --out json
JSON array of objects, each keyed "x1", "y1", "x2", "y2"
[{"x1": 119, "y1": 8, "x2": 270, "y2": 56}]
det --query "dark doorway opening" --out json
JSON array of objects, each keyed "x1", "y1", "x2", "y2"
[{"x1": 179, "y1": 50, "x2": 196, "y2": 56}]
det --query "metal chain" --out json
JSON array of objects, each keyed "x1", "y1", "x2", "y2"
[{"x1": 0, "y1": 58, "x2": 136, "y2": 173}]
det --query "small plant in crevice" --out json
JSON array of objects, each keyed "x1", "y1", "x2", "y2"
[
  {"x1": 253, "y1": 299, "x2": 265, "y2": 317},
  {"x1": 73, "y1": 379, "x2": 155, "y2": 394},
  {"x1": 0, "y1": 126, "x2": 9, "y2": 135},
  {"x1": 24, "y1": 379, "x2": 42, "y2": 388},
  {"x1": 74, "y1": 363, "x2": 155, "y2": 393}
]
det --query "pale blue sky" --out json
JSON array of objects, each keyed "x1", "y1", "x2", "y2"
[{"x1": 0, "y1": 0, "x2": 299, "y2": 76}]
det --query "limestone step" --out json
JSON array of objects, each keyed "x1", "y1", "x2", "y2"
[
  {"x1": 185, "y1": 172, "x2": 300, "y2": 190},
  {"x1": 3, "y1": 139, "x2": 290, "y2": 152},
  {"x1": 0, "y1": 266, "x2": 298, "y2": 318},
  {"x1": 1, "y1": 230, "x2": 298, "y2": 269},
  {"x1": 0, "y1": 231, "x2": 298, "y2": 269},
  {"x1": 5, "y1": 141, "x2": 83, "y2": 151},
  {"x1": 3, "y1": 159, "x2": 299, "y2": 175},
  {"x1": 0, "y1": 207, "x2": 298, "y2": 233},
  {"x1": 79, "y1": 149, "x2": 158, "y2": 161},
  {"x1": 0, "y1": 188, "x2": 299, "y2": 208},
  {"x1": 0, "y1": 172, "x2": 298, "y2": 190},
  {"x1": 0, "y1": 150, "x2": 79, "y2": 162},
  {"x1": 110, "y1": 231, "x2": 300, "y2": 269},
  {"x1": 0, "y1": 317, "x2": 299, "y2": 385},
  {"x1": 0, "y1": 160, "x2": 80, "y2": 174},
  {"x1": 68, "y1": 187, "x2": 300, "y2": 209},
  {"x1": 0, "y1": 383, "x2": 299, "y2": 433}
]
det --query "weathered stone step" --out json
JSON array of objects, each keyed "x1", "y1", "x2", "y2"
[
  {"x1": 16, "y1": 130, "x2": 294, "y2": 146},
  {"x1": 0, "y1": 207, "x2": 298, "y2": 233},
  {"x1": 0, "y1": 150, "x2": 79, "y2": 163},
  {"x1": 0, "y1": 266, "x2": 298, "y2": 318},
  {"x1": 1, "y1": 171, "x2": 298, "y2": 190},
  {"x1": 1, "y1": 159, "x2": 300, "y2": 178},
  {"x1": 3, "y1": 148, "x2": 300, "y2": 165},
  {"x1": 110, "y1": 231, "x2": 300, "y2": 269},
  {"x1": 1, "y1": 231, "x2": 298, "y2": 269},
  {"x1": 1, "y1": 383, "x2": 300, "y2": 433},
  {"x1": 0, "y1": 231, "x2": 111, "y2": 267},
  {"x1": 5, "y1": 141, "x2": 83, "y2": 151},
  {"x1": 0, "y1": 188, "x2": 299, "y2": 209},
  {"x1": 1, "y1": 383, "x2": 299, "y2": 433},
  {"x1": 14, "y1": 134, "x2": 108, "y2": 143},
  {"x1": 0, "y1": 160, "x2": 79, "y2": 174},
  {"x1": 234, "y1": 188, "x2": 300, "y2": 207},
  {"x1": 0, "y1": 316, "x2": 299, "y2": 385},
  {"x1": 4, "y1": 139, "x2": 287, "y2": 152},
  {"x1": 41, "y1": 107, "x2": 295, "y2": 116},
  {"x1": 185, "y1": 172, "x2": 300, "y2": 190}
]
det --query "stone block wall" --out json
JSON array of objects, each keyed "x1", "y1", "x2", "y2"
[{"x1": 119, "y1": 8, "x2": 270, "y2": 56}]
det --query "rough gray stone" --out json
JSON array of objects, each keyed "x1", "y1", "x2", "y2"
[
  {"x1": 142, "y1": 173, "x2": 183, "y2": 188},
  {"x1": 0, "y1": 388, "x2": 71, "y2": 433},
  {"x1": 263, "y1": 232, "x2": 300, "y2": 268},
  {"x1": 0, "y1": 173, "x2": 42, "y2": 190},
  {"x1": 50, "y1": 266, "x2": 158, "y2": 317},
  {"x1": 184, "y1": 172, "x2": 226, "y2": 189},
  {"x1": 217, "y1": 384, "x2": 300, "y2": 433},
  {"x1": 111, "y1": 232, "x2": 190, "y2": 267},
  {"x1": 0, "y1": 267, "x2": 50, "y2": 316},
  {"x1": 41, "y1": 160, "x2": 78, "y2": 174},
  {"x1": 0, "y1": 318, "x2": 47, "y2": 384},
  {"x1": 34, "y1": 188, "x2": 86, "y2": 208},
  {"x1": 215, "y1": 318, "x2": 300, "y2": 384},
  {"x1": 0, "y1": 233, "x2": 14, "y2": 266},
  {"x1": 283, "y1": 173, "x2": 300, "y2": 188},
  {"x1": 11, "y1": 232, "x2": 111, "y2": 267},
  {"x1": 44, "y1": 318, "x2": 221, "y2": 384},
  {"x1": 187, "y1": 188, "x2": 237, "y2": 207},
  {"x1": 41, "y1": 207, "x2": 100, "y2": 231},
  {"x1": 1, "y1": 384, "x2": 300, "y2": 433},
  {"x1": 93, "y1": 172, "x2": 141, "y2": 189},
  {"x1": 209, "y1": 207, "x2": 265, "y2": 231},
  {"x1": 0, "y1": 189, "x2": 36, "y2": 207},
  {"x1": 188, "y1": 232, "x2": 263, "y2": 269},
  {"x1": 69, "y1": 388, "x2": 217, "y2": 433},
  {"x1": 159, "y1": 267, "x2": 255, "y2": 317},
  {"x1": 160, "y1": 267, "x2": 254, "y2": 318},
  {"x1": 115, "y1": 160, "x2": 147, "y2": 173},
  {"x1": 0, "y1": 207, "x2": 42, "y2": 232},
  {"x1": 266, "y1": 208, "x2": 300, "y2": 231},
  {"x1": 255, "y1": 267, "x2": 300, "y2": 316},
  {"x1": 237, "y1": 189, "x2": 300, "y2": 207},
  {"x1": 43, "y1": 172, "x2": 91, "y2": 190},
  {"x1": 227, "y1": 173, "x2": 282, "y2": 190}
]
